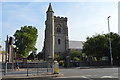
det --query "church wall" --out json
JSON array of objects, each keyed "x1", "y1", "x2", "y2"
[{"x1": 54, "y1": 16, "x2": 68, "y2": 55}]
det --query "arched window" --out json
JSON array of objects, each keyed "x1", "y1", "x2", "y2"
[
  {"x1": 57, "y1": 24, "x2": 61, "y2": 33},
  {"x1": 58, "y1": 39, "x2": 61, "y2": 45}
]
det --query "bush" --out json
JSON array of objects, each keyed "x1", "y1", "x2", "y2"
[
  {"x1": 73, "y1": 57, "x2": 80, "y2": 61},
  {"x1": 59, "y1": 60, "x2": 64, "y2": 66}
]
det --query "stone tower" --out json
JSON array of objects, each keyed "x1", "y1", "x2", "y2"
[{"x1": 43, "y1": 3, "x2": 69, "y2": 60}]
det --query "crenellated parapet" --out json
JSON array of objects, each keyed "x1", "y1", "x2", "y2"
[{"x1": 54, "y1": 16, "x2": 67, "y2": 21}]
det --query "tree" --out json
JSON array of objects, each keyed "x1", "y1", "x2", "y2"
[
  {"x1": 54, "y1": 53, "x2": 60, "y2": 60},
  {"x1": 105, "y1": 33, "x2": 120, "y2": 61},
  {"x1": 14, "y1": 26, "x2": 38, "y2": 58},
  {"x1": 73, "y1": 57, "x2": 80, "y2": 61},
  {"x1": 1, "y1": 51, "x2": 6, "y2": 54},
  {"x1": 36, "y1": 51, "x2": 44, "y2": 60},
  {"x1": 83, "y1": 34, "x2": 109, "y2": 60},
  {"x1": 70, "y1": 50, "x2": 82, "y2": 61},
  {"x1": 82, "y1": 32, "x2": 120, "y2": 61},
  {"x1": 28, "y1": 48, "x2": 37, "y2": 60}
]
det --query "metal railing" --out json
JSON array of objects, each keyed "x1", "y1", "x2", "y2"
[{"x1": 2, "y1": 61, "x2": 53, "y2": 76}]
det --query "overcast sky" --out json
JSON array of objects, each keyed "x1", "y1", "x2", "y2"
[{"x1": 1, "y1": 1, "x2": 118, "y2": 52}]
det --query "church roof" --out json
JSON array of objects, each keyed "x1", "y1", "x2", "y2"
[
  {"x1": 69, "y1": 41, "x2": 84, "y2": 50},
  {"x1": 47, "y1": 3, "x2": 54, "y2": 12}
]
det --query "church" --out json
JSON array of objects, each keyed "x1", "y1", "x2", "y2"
[{"x1": 43, "y1": 3, "x2": 83, "y2": 60}]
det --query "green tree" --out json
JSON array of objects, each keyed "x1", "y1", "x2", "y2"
[
  {"x1": 70, "y1": 50, "x2": 82, "y2": 61},
  {"x1": 105, "y1": 33, "x2": 120, "y2": 60},
  {"x1": 28, "y1": 48, "x2": 37, "y2": 60},
  {"x1": 54, "y1": 53, "x2": 60, "y2": 60},
  {"x1": 82, "y1": 32, "x2": 120, "y2": 61},
  {"x1": 83, "y1": 34, "x2": 109, "y2": 60},
  {"x1": 1, "y1": 51, "x2": 6, "y2": 54},
  {"x1": 14, "y1": 26, "x2": 38, "y2": 58},
  {"x1": 73, "y1": 57, "x2": 80, "y2": 61}
]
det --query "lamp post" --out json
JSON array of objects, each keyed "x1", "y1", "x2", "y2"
[{"x1": 107, "y1": 16, "x2": 113, "y2": 66}]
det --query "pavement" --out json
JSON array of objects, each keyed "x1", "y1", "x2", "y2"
[
  {"x1": 1, "y1": 68, "x2": 63, "y2": 80},
  {"x1": 79, "y1": 66, "x2": 118, "y2": 69},
  {"x1": 2, "y1": 73, "x2": 63, "y2": 79}
]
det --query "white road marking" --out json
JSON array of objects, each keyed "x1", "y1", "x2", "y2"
[
  {"x1": 57, "y1": 76, "x2": 88, "y2": 78},
  {"x1": 101, "y1": 76, "x2": 113, "y2": 78},
  {"x1": 56, "y1": 75, "x2": 117, "y2": 79}
]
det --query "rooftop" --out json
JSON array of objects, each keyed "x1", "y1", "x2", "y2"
[{"x1": 69, "y1": 41, "x2": 84, "y2": 49}]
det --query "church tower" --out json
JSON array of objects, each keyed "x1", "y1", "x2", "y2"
[
  {"x1": 44, "y1": 3, "x2": 55, "y2": 60},
  {"x1": 43, "y1": 3, "x2": 69, "y2": 60}
]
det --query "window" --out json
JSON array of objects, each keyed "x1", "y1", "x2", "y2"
[
  {"x1": 57, "y1": 24, "x2": 61, "y2": 33},
  {"x1": 57, "y1": 27, "x2": 61, "y2": 33},
  {"x1": 58, "y1": 39, "x2": 61, "y2": 45}
]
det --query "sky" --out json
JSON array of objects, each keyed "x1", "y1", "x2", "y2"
[
  {"x1": 1, "y1": 1, "x2": 118, "y2": 53},
  {"x1": 118, "y1": 2, "x2": 120, "y2": 35}
]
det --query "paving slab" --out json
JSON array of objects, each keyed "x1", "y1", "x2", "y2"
[{"x1": 2, "y1": 73, "x2": 64, "y2": 80}]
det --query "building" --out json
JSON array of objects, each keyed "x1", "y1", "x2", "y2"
[
  {"x1": 43, "y1": 3, "x2": 69, "y2": 60},
  {"x1": 69, "y1": 41, "x2": 84, "y2": 51}
]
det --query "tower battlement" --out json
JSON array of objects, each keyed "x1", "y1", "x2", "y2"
[{"x1": 54, "y1": 16, "x2": 67, "y2": 21}]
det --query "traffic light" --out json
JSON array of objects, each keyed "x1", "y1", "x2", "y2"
[
  {"x1": 9, "y1": 37, "x2": 13, "y2": 45},
  {"x1": 14, "y1": 48, "x2": 17, "y2": 52}
]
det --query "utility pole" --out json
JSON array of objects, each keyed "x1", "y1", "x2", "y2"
[
  {"x1": 107, "y1": 16, "x2": 113, "y2": 66},
  {"x1": 5, "y1": 35, "x2": 9, "y2": 75}
]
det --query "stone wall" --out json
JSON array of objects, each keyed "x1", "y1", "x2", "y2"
[{"x1": 70, "y1": 60, "x2": 120, "y2": 67}]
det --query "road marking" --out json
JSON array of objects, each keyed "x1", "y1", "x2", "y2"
[
  {"x1": 56, "y1": 76, "x2": 95, "y2": 80},
  {"x1": 56, "y1": 75, "x2": 117, "y2": 80},
  {"x1": 101, "y1": 76, "x2": 113, "y2": 78},
  {"x1": 57, "y1": 76, "x2": 88, "y2": 78},
  {"x1": 80, "y1": 76, "x2": 88, "y2": 78}
]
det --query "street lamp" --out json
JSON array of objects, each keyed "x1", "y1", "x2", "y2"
[{"x1": 107, "y1": 16, "x2": 113, "y2": 66}]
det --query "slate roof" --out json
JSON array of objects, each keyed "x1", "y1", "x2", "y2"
[{"x1": 69, "y1": 41, "x2": 84, "y2": 49}]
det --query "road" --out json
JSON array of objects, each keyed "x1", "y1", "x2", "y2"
[
  {"x1": 2, "y1": 67, "x2": 120, "y2": 80},
  {"x1": 55, "y1": 67, "x2": 119, "y2": 80},
  {"x1": 59, "y1": 67, "x2": 119, "y2": 78}
]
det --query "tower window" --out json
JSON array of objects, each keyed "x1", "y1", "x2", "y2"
[
  {"x1": 57, "y1": 24, "x2": 61, "y2": 33},
  {"x1": 57, "y1": 27, "x2": 61, "y2": 33},
  {"x1": 58, "y1": 39, "x2": 61, "y2": 45}
]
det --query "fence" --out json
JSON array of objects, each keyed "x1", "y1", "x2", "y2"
[{"x1": 2, "y1": 61, "x2": 53, "y2": 76}]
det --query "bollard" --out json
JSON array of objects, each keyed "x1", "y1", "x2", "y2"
[{"x1": 54, "y1": 61, "x2": 59, "y2": 74}]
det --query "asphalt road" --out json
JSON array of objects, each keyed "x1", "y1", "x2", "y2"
[
  {"x1": 53, "y1": 67, "x2": 119, "y2": 80},
  {"x1": 2, "y1": 67, "x2": 120, "y2": 80},
  {"x1": 59, "y1": 67, "x2": 119, "y2": 78}
]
